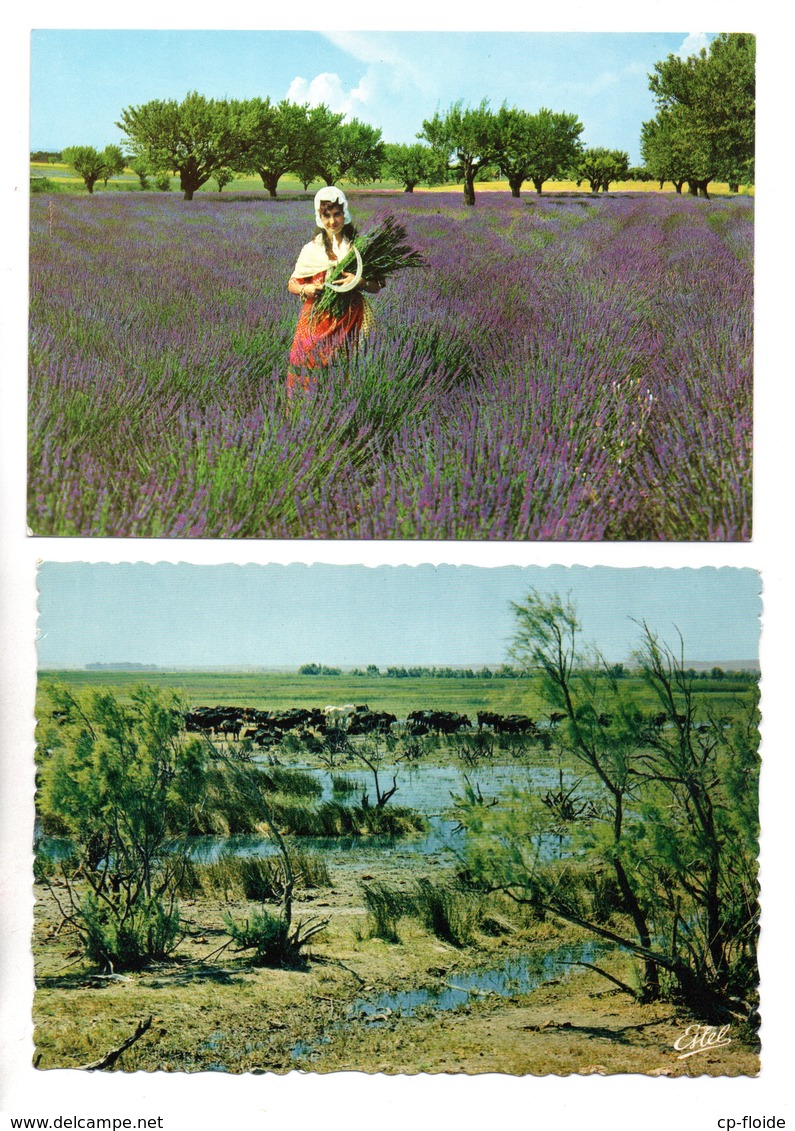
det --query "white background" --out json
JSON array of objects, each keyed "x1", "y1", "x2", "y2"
[{"x1": 2, "y1": 4, "x2": 792, "y2": 1129}]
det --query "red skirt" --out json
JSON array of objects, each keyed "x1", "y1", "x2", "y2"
[{"x1": 287, "y1": 272, "x2": 365, "y2": 393}]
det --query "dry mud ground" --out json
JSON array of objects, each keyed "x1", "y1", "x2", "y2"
[{"x1": 32, "y1": 872, "x2": 759, "y2": 1078}]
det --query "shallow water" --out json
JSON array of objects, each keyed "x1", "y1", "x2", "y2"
[
  {"x1": 291, "y1": 938, "x2": 607, "y2": 1061},
  {"x1": 187, "y1": 761, "x2": 577, "y2": 869},
  {"x1": 348, "y1": 940, "x2": 603, "y2": 1018}
]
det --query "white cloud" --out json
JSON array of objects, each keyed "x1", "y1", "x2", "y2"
[
  {"x1": 323, "y1": 31, "x2": 403, "y2": 67},
  {"x1": 676, "y1": 33, "x2": 711, "y2": 60},
  {"x1": 286, "y1": 71, "x2": 374, "y2": 117},
  {"x1": 322, "y1": 31, "x2": 432, "y2": 94}
]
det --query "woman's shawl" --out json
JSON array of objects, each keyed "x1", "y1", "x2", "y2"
[{"x1": 291, "y1": 235, "x2": 351, "y2": 280}]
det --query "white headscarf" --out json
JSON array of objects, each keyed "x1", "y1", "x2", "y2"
[{"x1": 314, "y1": 186, "x2": 352, "y2": 227}]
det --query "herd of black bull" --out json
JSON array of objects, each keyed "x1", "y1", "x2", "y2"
[
  {"x1": 184, "y1": 705, "x2": 399, "y2": 748},
  {"x1": 181, "y1": 704, "x2": 575, "y2": 748}
]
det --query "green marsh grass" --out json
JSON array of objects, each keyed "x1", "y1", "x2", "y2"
[{"x1": 361, "y1": 876, "x2": 488, "y2": 946}]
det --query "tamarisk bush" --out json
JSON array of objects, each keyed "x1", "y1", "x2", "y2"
[{"x1": 455, "y1": 592, "x2": 760, "y2": 1019}]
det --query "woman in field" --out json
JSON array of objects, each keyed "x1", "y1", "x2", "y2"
[{"x1": 287, "y1": 186, "x2": 384, "y2": 394}]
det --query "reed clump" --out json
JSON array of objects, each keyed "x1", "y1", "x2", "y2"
[{"x1": 361, "y1": 876, "x2": 488, "y2": 946}]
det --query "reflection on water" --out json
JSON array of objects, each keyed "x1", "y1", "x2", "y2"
[
  {"x1": 291, "y1": 939, "x2": 607, "y2": 1061},
  {"x1": 349, "y1": 940, "x2": 603, "y2": 1018},
  {"x1": 38, "y1": 763, "x2": 584, "y2": 876},
  {"x1": 187, "y1": 762, "x2": 575, "y2": 870}
]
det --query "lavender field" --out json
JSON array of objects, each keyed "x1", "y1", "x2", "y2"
[{"x1": 28, "y1": 191, "x2": 753, "y2": 539}]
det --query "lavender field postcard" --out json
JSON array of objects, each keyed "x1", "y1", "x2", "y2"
[{"x1": 27, "y1": 30, "x2": 753, "y2": 540}]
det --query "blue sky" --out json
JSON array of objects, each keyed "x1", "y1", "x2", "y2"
[
  {"x1": 29, "y1": 30, "x2": 714, "y2": 164},
  {"x1": 36, "y1": 563, "x2": 760, "y2": 669}
]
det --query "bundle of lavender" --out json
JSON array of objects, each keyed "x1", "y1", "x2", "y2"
[{"x1": 312, "y1": 213, "x2": 425, "y2": 321}]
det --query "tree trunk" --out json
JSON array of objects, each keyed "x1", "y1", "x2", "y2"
[
  {"x1": 611, "y1": 795, "x2": 659, "y2": 998},
  {"x1": 533, "y1": 178, "x2": 544, "y2": 194},
  {"x1": 180, "y1": 163, "x2": 202, "y2": 201},
  {"x1": 729, "y1": 182, "x2": 739, "y2": 194},
  {"x1": 260, "y1": 171, "x2": 279, "y2": 198},
  {"x1": 463, "y1": 168, "x2": 476, "y2": 206},
  {"x1": 508, "y1": 175, "x2": 522, "y2": 198},
  {"x1": 404, "y1": 184, "x2": 415, "y2": 193}
]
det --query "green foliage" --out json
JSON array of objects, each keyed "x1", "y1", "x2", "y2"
[
  {"x1": 178, "y1": 845, "x2": 330, "y2": 903},
  {"x1": 419, "y1": 99, "x2": 499, "y2": 206},
  {"x1": 223, "y1": 906, "x2": 291, "y2": 965},
  {"x1": 211, "y1": 167, "x2": 237, "y2": 191},
  {"x1": 361, "y1": 877, "x2": 486, "y2": 946},
  {"x1": 61, "y1": 146, "x2": 109, "y2": 194},
  {"x1": 495, "y1": 105, "x2": 584, "y2": 195},
  {"x1": 411, "y1": 877, "x2": 484, "y2": 946},
  {"x1": 331, "y1": 774, "x2": 360, "y2": 794},
  {"x1": 30, "y1": 176, "x2": 65, "y2": 194},
  {"x1": 383, "y1": 142, "x2": 447, "y2": 192},
  {"x1": 100, "y1": 145, "x2": 126, "y2": 185},
  {"x1": 129, "y1": 156, "x2": 151, "y2": 190},
  {"x1": 36, "y1": 684, "x2": 266, "y2": 970},
  {"x1": 317, "y1": 117, "x2": 385, "y2": 186},
  {"x1": 643, "y1": 34, "x2": 755, "y2": 194},
  {"x1": 461, "y1": 593, "x2": 760, "y2": 1016},
  {"x1": 267, "y1": 796, "x2": 426, "y2": 838},
  {"x1": 260, "y1": 766, "x2": 323, "y2": 798},
  {"x1": 58, "y1": 144, "x2": 126, "y2": 193},
  {"x1": 235, "y1": 98, "x2": 344, "y2": 196},
  {"x1": 361, "y1": 881, "x2": 410, "y2": 942},
  {"x1": 81, "y1": 889, "x2": 181, "y2": 971},
  {"x1": 117, "y1": 91, "x2": 241, "y2": 201},
  {"x1": 574, "y1": 147, "x2": 630, "y2": 192}
]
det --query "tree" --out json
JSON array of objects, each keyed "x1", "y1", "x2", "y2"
[
  {"x1": 383, "y1": 142, "x2": 447, "y2": 192},
  {"x1": 212, "y1": 167, "x2": 237, "y2": 192},
  {"x1": 455, "y1": 592, "x2": 760, "y2": 1019},
  {"x1": 117, "y1": 91, "x2": 239, "y2": 201},
  {"x1": 644, "y1": 34, "x2": 755, "y2": 197},
  {"x1": 100, "y1": 144, "x2": 126, "y2": 187},
  {"x1": 292, "y1": 104, "x2": 348, "y2": 189},
  {"x1": 494, "y1": 105, "x2": 584, "y2": 196},
  {"x1": 640, "y1": 113, "x2": 691, "y2": 192},
  {"x1": 129, "y1": 156, "x2": 151, "y2": 191},
  {"x1": 217, "y1": 754, "x2": 329, "y2": 966},
  {"x1": 316, "y1": 117, "x2": 385, "y2": 186},
  {"x1": 234, "y1": 99, "x2": 345, "y2": 196},
  {"x1": 419, "y1": 100, "x2": 498, "y2": 206},
  {"x1": 36, "y1": 686, "x2": 212, "y2": 970},
  {"x1": 61, "y1": 146, "x2": 109, "y2": 194},
  {"x1": 574, "y1": 147, "x2": 630, "y2": 193}
]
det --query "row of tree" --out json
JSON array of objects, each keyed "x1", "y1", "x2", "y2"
[
  {"x1": 302, "y1": 661, "x2": 756, "y2": 682},
  {"x1": 54, "y1": 34, "x2": 753, "y2": 204},
  {"x1": 59, "y1": 95, "x2": 621, "y2": 202}
]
